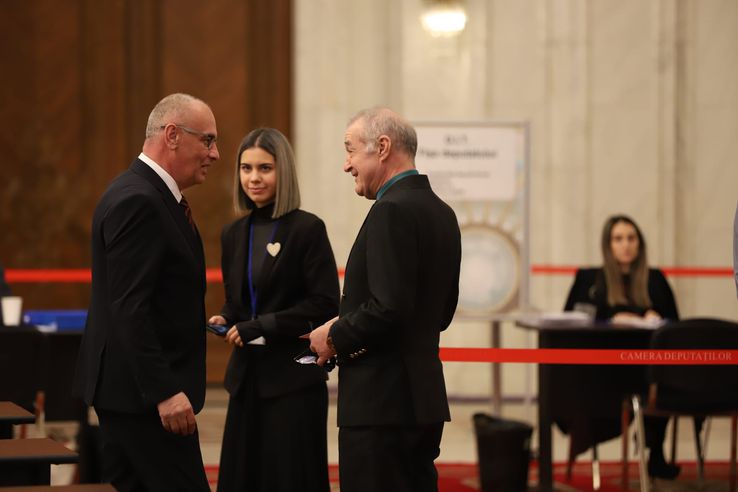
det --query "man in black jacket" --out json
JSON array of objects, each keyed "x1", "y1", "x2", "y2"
[
  {"x1": 310, "y1": 107, "x2": 462, "y2": 492},
  {"x1": 74, "y1": 93, "x2": 219, "y2": 491}
]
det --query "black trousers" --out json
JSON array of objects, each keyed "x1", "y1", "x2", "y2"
[
  {"x1": 96, "y1": 409, "x2": 209, "y2": 492},
  {"x1": 338, "y1": 422, "x2": 444, "y2": 492}
]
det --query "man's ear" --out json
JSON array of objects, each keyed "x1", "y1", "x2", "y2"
[
  {"x1": 377, "y1": 135, "x2": 391, "y2": 160},
  {"x1": 163, "y1": 124, "x2": 179, "y2": 149}
]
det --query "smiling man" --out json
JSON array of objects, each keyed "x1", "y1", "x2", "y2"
[
  {"x1": 74, "y1": 93, "x2": 219, "y2": 491},
  {"x1": 310, "y1": 107, "x2": 462, "y2": 492}
]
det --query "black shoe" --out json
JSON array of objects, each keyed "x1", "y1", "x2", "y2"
[{"x1": 647, "y1": 457, "x2": 680, "y2": 479}]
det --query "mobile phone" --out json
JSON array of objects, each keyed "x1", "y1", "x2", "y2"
[
  {"x1": 206, "y1": 323, "x2": 229, "y2": 337},
  {"x1": 294, "y1": 348, "x2": 336, "y2": 371}
]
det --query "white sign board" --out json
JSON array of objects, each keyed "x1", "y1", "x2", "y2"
[
  {"x1": 414, "y1": 122, "x2": 529, "y2": 315},
  {"x1": 414, "y1": 125, "x2": 518, "y2": 202}
]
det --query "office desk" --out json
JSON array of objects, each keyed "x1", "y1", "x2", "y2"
[
  {"x1": 517, "y1": 319, "x2": 652, "y2": 491},
  {"x1": 0, "y1": 437, "x2": 78, "y2": 485},
  {"x1": 0, "y1": 325, "x2": 84, "y2": 421}
]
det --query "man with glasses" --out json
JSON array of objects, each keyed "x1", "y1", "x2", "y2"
[{"x1": 74, "y1": 93, "x2": 219, "y2": 491}]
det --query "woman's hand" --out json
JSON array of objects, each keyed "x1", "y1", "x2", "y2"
[
  {"x1": 643, "y1": 309, "x2": 662, "y2": 320},
  {"x1": 208, "y1": 315, "x2": 240, "y2": 345},
  {"x1": 611, "y1": 312, "x2": 640, "y2": 322}
]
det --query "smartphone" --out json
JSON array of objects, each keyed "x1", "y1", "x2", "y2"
[
  {"x1": 294, "y1": 348, "x2": 336, "y2": 371},
  {"x1": 206, "y1": 323, "x2": 229, "y2": 337}
]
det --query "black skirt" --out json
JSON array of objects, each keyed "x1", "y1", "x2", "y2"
[{"x1": 217, "y1": 380, "x2": 330, "y2": 492}]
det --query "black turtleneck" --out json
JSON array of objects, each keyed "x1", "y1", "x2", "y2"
[{"x1": 247, "y1": 203, "x2": 277, "y2": 302}]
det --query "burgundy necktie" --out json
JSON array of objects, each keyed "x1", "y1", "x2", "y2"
[{"x1": 179, "y1": 195, "x2": 197, "y2": 233}]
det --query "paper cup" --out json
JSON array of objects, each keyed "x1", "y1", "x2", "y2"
[{"x1": 1, "y1": 296, "x2": 23, "y2": 326}]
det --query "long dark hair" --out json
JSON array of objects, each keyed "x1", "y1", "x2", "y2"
[{"x1": 600, "y1": 214, "x2": 651, "y2": 307}]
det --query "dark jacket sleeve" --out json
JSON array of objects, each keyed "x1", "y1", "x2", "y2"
[
  {"x1": 648, "y1": 268, "x2": 679, "y2": 321},
  {"x1": 219, "y1": 223, "x2": 241, "y2": 326},
  {"x1": 564, "y1": 269, "x2": 593, "y2": 311},
  {"x1": 331, "y1": 200, "x2": 418, "y2": 354},
  {"x1": 102, "y1": 194, "x2": 180, "y2": 406}
]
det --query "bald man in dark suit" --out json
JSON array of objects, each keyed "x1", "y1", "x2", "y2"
[{"x1": 74, "y1": 93, "x2": 219, "y2": 491}]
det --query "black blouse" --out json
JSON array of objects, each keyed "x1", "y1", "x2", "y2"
[{"x1": 564, "y1": 267, "x2": 679, "y2": 321}]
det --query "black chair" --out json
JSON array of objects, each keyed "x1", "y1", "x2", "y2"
[{"x1": 631, "y1": 317, "x2": 738, "y2": 492}]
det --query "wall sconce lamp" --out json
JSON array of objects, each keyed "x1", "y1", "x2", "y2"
[{"x1": 420, "y1": 0, "x2": 467, "y2": 38}]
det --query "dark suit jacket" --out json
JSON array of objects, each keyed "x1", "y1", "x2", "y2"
[
  {"x1": 74, "y1": 158, "x2": 207, "y2": 414},
  {"x1": 564, "y1": 267, "x2": 679, "y2": 321},
  {"x1": 220, "y1": 209, "x2": 340, "y2": 399},
  {"x1": 330, "y1": 174, "x2": 461, "y2": 427}
]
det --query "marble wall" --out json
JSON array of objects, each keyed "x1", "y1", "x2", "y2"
[{"x1": 294, "y1": 0, "x2": 738, "y2": 396}]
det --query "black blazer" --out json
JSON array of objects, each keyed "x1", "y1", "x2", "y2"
[
  {"x1": 564, "y1": 267, "x2": 679, "y2": 321},
  {"x1": 220, "y1": 209, "x2": 340, "y2": 399},
  {"x1": 330, "y1": 174, "x2": 462, "y2": 426},
  {"x1": 74, "y1": 159, "x2": 207, "y2": 414}
]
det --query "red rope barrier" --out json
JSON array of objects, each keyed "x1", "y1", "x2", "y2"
[
  {"x1": 5, "y1": 266, "x2": 733, "y2": 283},
  {"x1": 439, "y1": 347, "x2": 738, "y2": 364},
  {"x1": 5, "y1": 269, "x2": 92, "y2": 282}
]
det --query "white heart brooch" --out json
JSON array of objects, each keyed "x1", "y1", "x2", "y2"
[{"x1": 266, "y1": 242, "x2": 281, "y2": 257}]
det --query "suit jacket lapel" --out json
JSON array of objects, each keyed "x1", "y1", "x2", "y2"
[
  {"x1": 130, "y1": 159, "x2": 205, "y2": 273},
  {"x1": 230, "y1": 216, "x2": 250, "y2": 312},
  {"x1": 344, "y1": 202, "x2": 375, "y2": 273},
  {"x1": 254, "y1": 217, "x2": 284, "y2": 309}
]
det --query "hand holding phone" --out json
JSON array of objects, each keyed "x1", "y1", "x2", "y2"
[
  {"x1": 206, "y1": 323, "x2": 229, "y2": 337},
  {"x1": 294, "y1": 348, "x2": 336, "y2": 372}
]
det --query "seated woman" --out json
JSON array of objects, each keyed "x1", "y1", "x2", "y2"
[{"x1": 564, "y1": 214, "x2": 680, "y2": 479}]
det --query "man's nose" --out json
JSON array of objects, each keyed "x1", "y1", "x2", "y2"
[{"x1": 209, "y1": 143, "x2": 220, "y2": 160}]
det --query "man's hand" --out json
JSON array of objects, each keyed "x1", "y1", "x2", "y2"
[
  {"x1": 157, "y1": 392, "x2": 197, "y2": 435},
  {"x1": 224, "y1": 326, "x2": 244, "y2": 347},
  {"x1": 310, "y1": 316, "x2": 338, "y2": 366}
]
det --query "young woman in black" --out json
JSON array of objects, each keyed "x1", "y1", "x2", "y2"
[{"x1": 209, "y1": 128, "x2": 339, "y2": 491}]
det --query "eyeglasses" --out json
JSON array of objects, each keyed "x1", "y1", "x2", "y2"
[{"x1": 161, "y1": 124, "x2": 217, "y2": 150}]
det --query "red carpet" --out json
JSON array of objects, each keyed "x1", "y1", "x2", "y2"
[{"x1": 205, "y1": 461, "x2": 734, "y2": 491}]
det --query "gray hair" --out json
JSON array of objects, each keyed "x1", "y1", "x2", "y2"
[
  {"x1": 348, "y1": 107, "x2": 418, "y2": 158},
  {"x1": 145, "y1": 93, "x2": 207, "y2": 139}
]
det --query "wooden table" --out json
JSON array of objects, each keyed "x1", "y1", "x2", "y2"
[
  {"x1": 0, "y1": 402, "x2": 35, "y2": 427},
  {"x1": 517, "y1": 318, "x2": 653, "y2": 491},
  {"x1": 0, "y1": 438, "x2": 78, "y2": 486}
]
